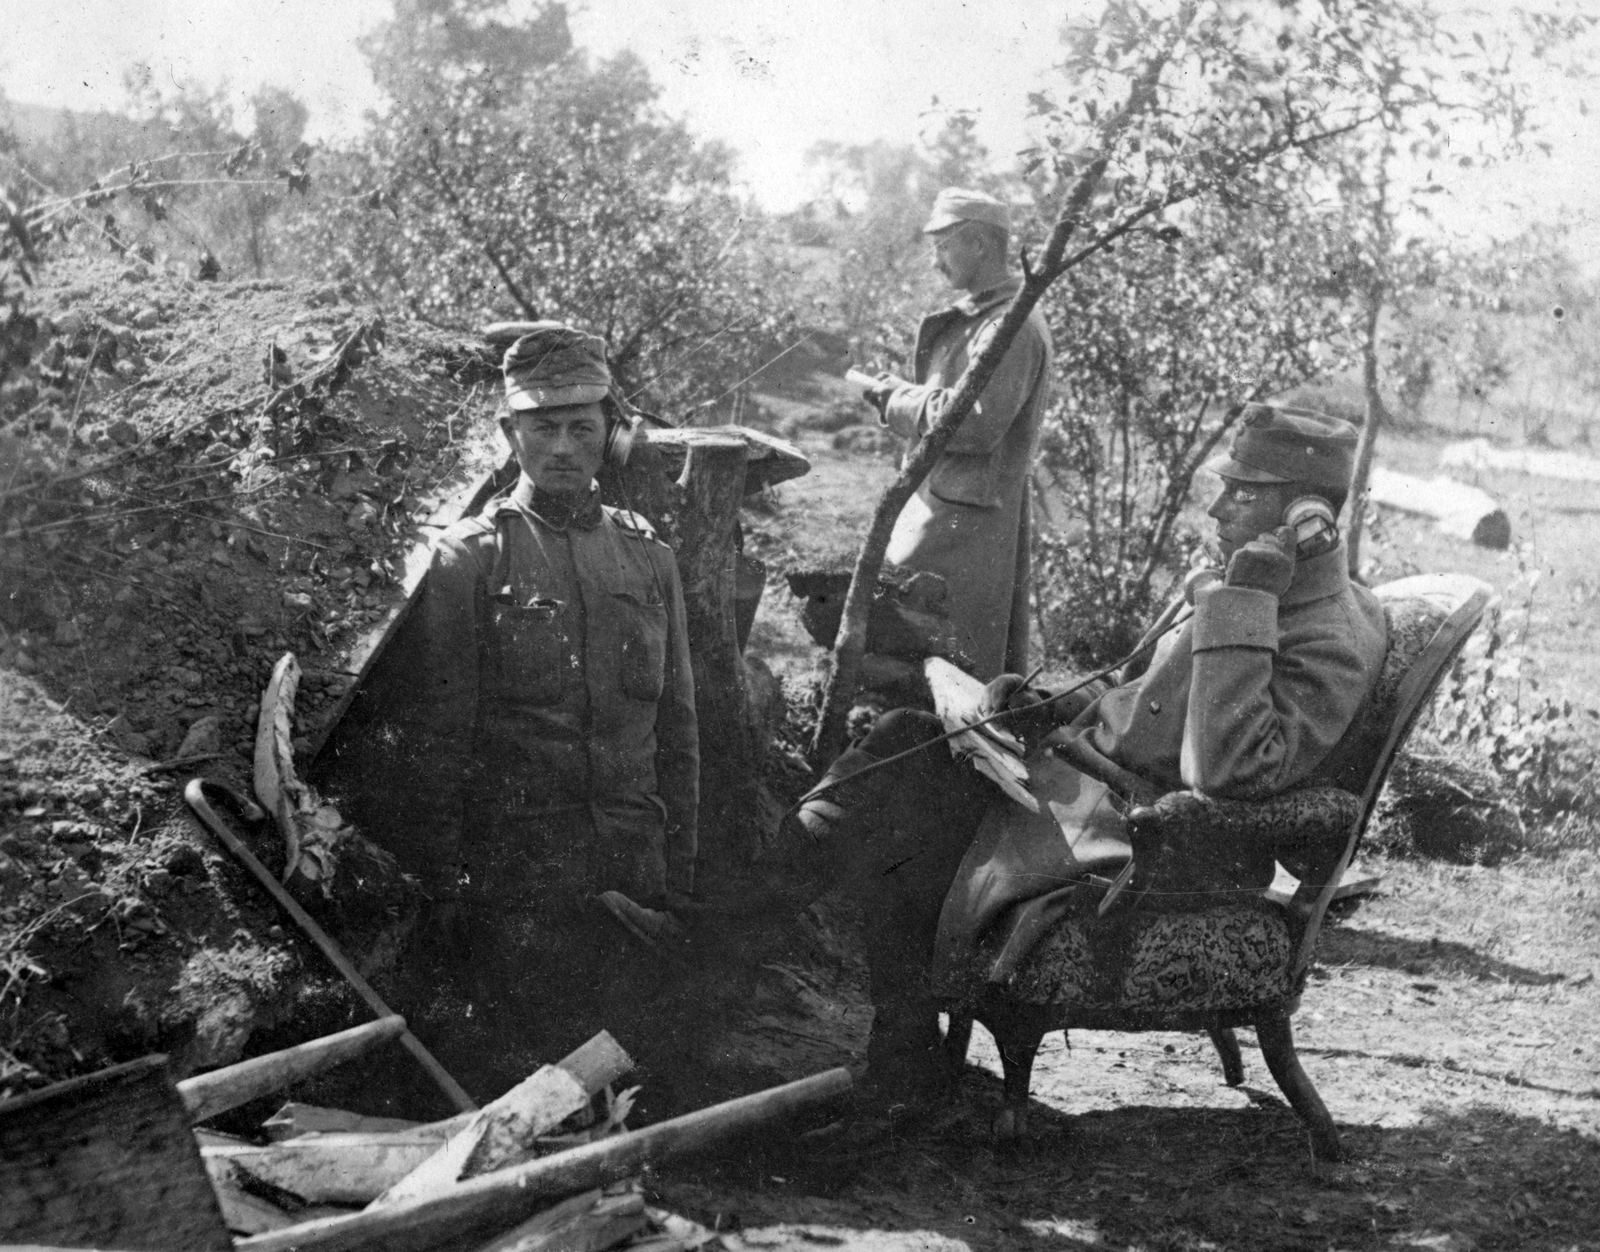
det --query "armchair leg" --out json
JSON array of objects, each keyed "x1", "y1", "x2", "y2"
[
  {"x1": 1255, "y1": 1009, "x2": 1342, "y2": 1162},
  {"x1": 1208, "y1": 1026, "x2": 1245, "y2": 1086}
]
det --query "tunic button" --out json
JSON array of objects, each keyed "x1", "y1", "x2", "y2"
[{"x1": 1148, "y1": 700, "x2": 1162, "y2": 714}]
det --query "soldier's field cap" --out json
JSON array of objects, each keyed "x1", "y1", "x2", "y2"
[
  {"x1": 1206, "y1": 404, "x2": 1358, "y2": 493},
  {"x1": 503, "y1": 324, "x2": 611, "y2": 411},
  {"x1": 922, "y1": 187, "x2": 1011, "y2": 235}
]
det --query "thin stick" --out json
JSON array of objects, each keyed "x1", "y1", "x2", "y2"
[{"x1": 184, "y1": 779, "x2": 477, "y2": 1114}]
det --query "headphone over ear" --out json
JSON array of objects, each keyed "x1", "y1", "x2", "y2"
[{"x1": 603, "y1": 395, "x2": 639, "y2": 468}]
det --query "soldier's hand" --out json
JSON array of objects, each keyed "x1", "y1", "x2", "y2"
[
  {"x1": 1224, "y1": 525, "x2": 1297, "y2": 598},
  {"x1": 861, "y1": 373, "x2": 906, "y2": 415},
  {"x1": 978, "y1": 673, "x2": 1061, "y2": 744}
]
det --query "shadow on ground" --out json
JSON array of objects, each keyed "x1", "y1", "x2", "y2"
[
  {"x1": 663, "y1": 1067, "x2": 1600, "y2": 1252},
  {"x1": 1320, "y1": 922, "x2": 1567, "y2": 987}
]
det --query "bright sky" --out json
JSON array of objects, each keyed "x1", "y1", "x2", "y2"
[{"x1": 1, "y1": 0, "x2": 1597, "y2": 261}]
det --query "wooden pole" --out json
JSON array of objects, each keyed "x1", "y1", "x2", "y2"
[
  {"x1": 183, "y1": 780, "x2": 477, "y2": 1115},
  {"x1": 177, "y1": 1016, "x2": 408, "y2": 1125},
  {"x1": 237, "y1": 1067, "x2": 851, "y2": 1252}
]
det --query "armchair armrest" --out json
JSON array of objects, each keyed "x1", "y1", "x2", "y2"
[
  {"x1": 1122, "y1": 788, "x2": 1363, "y2": 906},
  {"x1": 1127, "y1": 788, "x2": 1363, "y2": 849}
]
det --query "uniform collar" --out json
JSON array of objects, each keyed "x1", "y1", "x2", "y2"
[
  {"x1": 509, "y1": 474, "x2": 603, "y2": 531},
  {"x1": 1281, "y1": 542, "x2": 1354, "y2": 607},
  {"x1": 950, "y1": 275, "x2": 1022, "y2": 318}
]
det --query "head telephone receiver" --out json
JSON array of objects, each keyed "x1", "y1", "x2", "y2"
[
  {"x1": 602, "y1": 391, "x2": 639, "y2": 468},
  {"x1": 1284, "y1": 495, "x2": 1338, "y2": 557}
]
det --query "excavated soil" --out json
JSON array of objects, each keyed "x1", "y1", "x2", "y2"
[{"x1": 1, "y1": 248, "x2": 517, "y2": 1094}]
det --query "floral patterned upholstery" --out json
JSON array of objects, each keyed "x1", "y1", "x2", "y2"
[{"x1": 975, "y1": 589, "x2": 1456, "y2": 1013}]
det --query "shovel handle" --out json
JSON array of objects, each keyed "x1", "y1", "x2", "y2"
[{"x1": 184, "y1": 778, "x2": 477, "y2": 1114}]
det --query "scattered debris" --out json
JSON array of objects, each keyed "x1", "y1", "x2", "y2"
[{"x1": 3, "y1": 1018, "x2": 793, "y2": 1250}]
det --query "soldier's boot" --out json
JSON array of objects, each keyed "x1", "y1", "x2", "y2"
[
  {"x1": 596, "y1": 890, "x2": 688, "y2": 954},
  {"x1": 858, "y1": 994, "x2": 952, "y2": 1114}
]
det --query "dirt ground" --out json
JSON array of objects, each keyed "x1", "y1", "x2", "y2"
[{"x1": 5, "y1": 250, "x2": 1600, "y2": 1250}]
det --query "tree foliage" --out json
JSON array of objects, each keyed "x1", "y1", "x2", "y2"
[
  {"x1": 290, "y1": 0, "x2": 790, "y2": 416},
  {"x1": 1035, "y1": 199, "x2": 1356, "y2": 665},
  {"x1": 0, "y1": 75, "x2": 311, "y2": 280},
  {"x1": 1297, "y1": 1, "x2": 1597, "y2": 572}
]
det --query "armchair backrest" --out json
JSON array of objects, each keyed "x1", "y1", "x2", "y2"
[{"x1": 1289, "y1": 573, "x2": 1493, "y2": 980}]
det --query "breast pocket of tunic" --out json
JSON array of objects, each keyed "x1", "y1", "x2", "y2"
[
  {"x1": 488, "y1": 594, "x2": 565, "y2": 705},
  {"x1": 613, "y1": 591, "x2": 668, "y2": 702}
]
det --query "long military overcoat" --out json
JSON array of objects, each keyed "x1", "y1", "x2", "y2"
[{"x1": 880, "y1": 275, "x2": 1053, "y2": 680}]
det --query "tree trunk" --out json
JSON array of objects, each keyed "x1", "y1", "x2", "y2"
[
  {"x1": 602, "y1": 429, "x2": 758, "y2": 873},
  {"x1": 807, "y1": 22, "x2": 1190, "y2": 766}
]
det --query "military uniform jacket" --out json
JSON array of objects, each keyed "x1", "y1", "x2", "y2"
[
  {"x1": 1067, "y1": 542, "x2": 1389, "y2": 799},
  {"x1": 933, "y1": 543, "x2": 1387, "y2": 977},
  {"x1": 413, "y1": 476, "x2": 698, "y2": 902}
]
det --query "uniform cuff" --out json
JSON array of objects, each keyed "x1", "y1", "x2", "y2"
[
  {"x1": 1191, "y1": 584, "x2": 1278, "y2": 652},
  {"x1": 883, "y1": 388, "x2": 925, "y2": 438}
]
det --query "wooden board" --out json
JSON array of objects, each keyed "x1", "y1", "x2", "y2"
[
  {"x1": 263, "y1": 1102, "x2": 424, "y2": 1141},
  {"x1": 0, "y1": 1055, "x2": 231, "y2": 1251},
  {"x1": 237, "y1": 1067, "x2": 851, "y2": 1252},
  {"x1": 204, "y1": 1132, "x2": 445, "y2": 1205}
]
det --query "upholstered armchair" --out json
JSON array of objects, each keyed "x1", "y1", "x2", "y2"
[{"x1": 932, "y1": 574, "x2": 1492, "y2": 1161}]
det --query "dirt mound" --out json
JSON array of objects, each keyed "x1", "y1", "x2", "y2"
[{"x1": 1, "y1": 246, "x2": 506, "y2": 1096}]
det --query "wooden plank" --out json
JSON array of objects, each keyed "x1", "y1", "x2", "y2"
[
  {"x1": 210, "y1": 1175, "x2": 300, "y2": 1235},
  {"x1": 237, "y1": 1067, "x2": 852, "y2": 1252},
  {"x1": 176, "y1": 1015, "x2": 407, "y2": 1124},
  {"x1": 0, "y1": 1055, "x2": 232, "y2": 1251},
  {"x1": 263, "y1": 1103, "x2": 425, "y2": 1141},
  {"x1": 204, "y1": 1132, "x2": 445, "y2": 1205},
  {"x1": 370, "y1": 1032, "x2": 635, "y2": 1208}
]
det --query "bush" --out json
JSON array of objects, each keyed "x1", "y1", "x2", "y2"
[
  {"x1": 1388, "y1": 566, "x2": 1600, "y2": 859},
  {"x1": 284, "y1": 5, "x2": 792, "y2": 417}
]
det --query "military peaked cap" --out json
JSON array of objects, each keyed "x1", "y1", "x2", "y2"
[
  {"x1": 1206, "y1": 404, "x2": 1359, "y2": 494},
  {"x1": 922, "y1": 187, "x2": 1011, "y2": 235},
  {"x1": 503, "y1": 324, "x2": 611, "y2": 411}
]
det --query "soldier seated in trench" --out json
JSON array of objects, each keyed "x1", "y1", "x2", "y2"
[
  {"x1": 404, "y1": 324, "x2": 698, "y2": 1084},
  {"x1": 753, "y1": 404, "x2": 1389, "y2": 1108}
]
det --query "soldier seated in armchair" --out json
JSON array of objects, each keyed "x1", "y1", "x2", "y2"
[{"x1": 758, "y1": 403, "x2": 1388, "y2": 1108}]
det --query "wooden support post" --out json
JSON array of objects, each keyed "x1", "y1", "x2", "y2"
[
  {"x1": 368, "y1": 1031, "x2": 634, "y2": 1208},
  {"x1": 605, "y1": 429, "x2": 762, "y2": 873}
]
